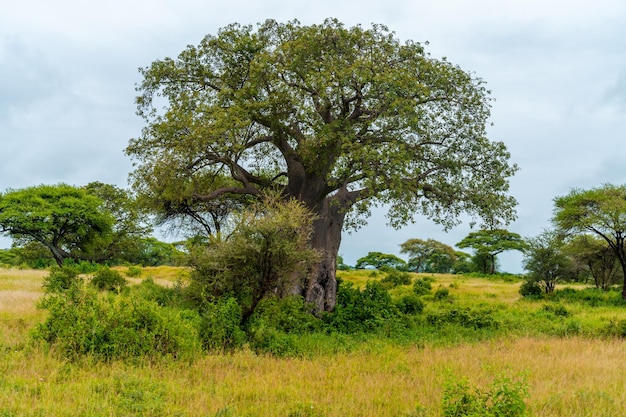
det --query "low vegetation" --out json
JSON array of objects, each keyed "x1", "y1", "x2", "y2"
[{"x1": 3, "y1": 266, "x2": 626, "y2": 416}]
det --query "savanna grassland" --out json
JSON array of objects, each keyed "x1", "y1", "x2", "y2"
[{"x1": 2, "y1": 267, "x2": 626, "y2": 416}]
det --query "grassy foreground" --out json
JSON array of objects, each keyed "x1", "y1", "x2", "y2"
[{"x1": 2, "y1": 267, "x2": 626, "y2": 416}]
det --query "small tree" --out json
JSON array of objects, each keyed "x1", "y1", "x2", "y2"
[
  {"x1": 400, "y1": 238, "x2": 457, "y2": 273},
  {"x1": 457, "y1": 229, "x2": 526, "y2": 274},
  {"x1": 188, "y1": 194, "x2": 320, "y2": 323},
  {"x1": 355, "y1": 252, "x2": 407, "y2": 270},
  {"x1": 523, "y1": 230, "x2": 570, "y2": 293}
]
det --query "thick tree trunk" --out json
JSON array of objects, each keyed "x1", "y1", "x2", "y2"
[{"x1": 302, "y1": 193, "x2": 351, "y2": 314}]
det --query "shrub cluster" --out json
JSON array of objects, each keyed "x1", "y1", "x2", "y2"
[
  {"x1": 426, "y1": 304, "x2": 499, "y2": 330},
  {"x1": 442, "y1": 374, "x2": 529, "y2": 417},
  {"x1": 90, "y1": 267, "x2": 127, "y2": 292},
  {"x1": 323, "y1": 280, "x2": 401, "y2": 334},
  {"x1": 35, "y1": 268, "x2": 200, "y2": 362}
]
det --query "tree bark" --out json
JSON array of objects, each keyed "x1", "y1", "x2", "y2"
[{"x1": 301, "y1": 191, "x2": 352, "y2": 313}]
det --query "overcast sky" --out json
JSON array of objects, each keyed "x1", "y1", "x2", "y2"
[{"x1": 2, "y1": 0, "x2": 626, "y2": 272}]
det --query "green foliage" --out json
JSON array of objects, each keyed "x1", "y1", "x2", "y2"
[
  {"x1": 81, "y1": 182, "x2": 152, "y2": 265},
  {"x1": 426, "y1": 304, "x2": 499, "y2": 330},
  {"x1": 457, "y1": 229, "x2": 526, "y2": 274},
  {"x1": 125, "y1": 265, "x2": 143, "y2": 277},
  {"x1": 90, "y1": 267, "x2": 128, "y2": 292},
  {"x1": 34, "y1": 282, "x2": 200, "y2": 362},
  {"x1": 400, "y1": 238, "x2": 457, "y2": 273},
  {"x1": 442, "y1": 374, "x2": 529, "y2": 417},
  {"x1": 249, "y1": 296, "x2": 322, "y2": 335},
  {"x1": 563, "y1": 234, "x2": 622, "y2": 290},
  {"x1": 553, "y1": 184, "x2": 626, "y2": 296},
  {"x1": 198, "y1": 297, "x2": 246, "y2": 351},
  {"x1": 323, "y1": 280, "x2": 400, "y2": 334},
  {"x1": 380, "y1": 266, "x2": 412, "y2": 288},
  {"x1": 0, "y1": 184, "x2": 114, "y2": 267},
  {"x1": 131, "y1": 237, "x2": 185, "y2": 266},
  {"x1": 523, "y1": 230, "x2": 570, "y2": 293},
  {"x1": 248, "y1": 322, "x2": 300, "y2": 357},
  {"x1": 541, "y1": 303, "x2": 570, "y2": 317},
  {"x1": 413, "y1": 277, "x2": 434, "y2": 295},
  {"x1": 519, "y1": 280, "x2": 543, "y2": 298},
  {"x1": 433, "y1": 287, "x2": 451, "y2": 301},
  {"x1": 131, "y1": 277, "x2": 185, "y2": 307},
  {"x1": 127, "y1": 18, "x2": 518, "y2": 312},
  {"x1": 355, "y1": 252, "x2": 407, "y2": 270},
  {"x1": 395, "y1": 293, "x2": 425, "y2": 315},
  {"x1": 42, "y1": 266, "x2": 82, "y2": 293},
  {"x1": 336, "y1": 254, "x2": 351, "y2": 270},
  {"x1": 550, "y1": 287, "x2": 626, "y2": 307},
  {"x1": 188, "y1": 194, "x2": 319, "y2": 322}
]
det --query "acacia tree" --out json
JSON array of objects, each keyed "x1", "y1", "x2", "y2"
[
  {"x1": 523, "y1": 230, "x2": 570, "y2": 293},
  {"x1": 456, "y1": 229, "x2": 526, "y2": 274},
  {"x1": 553, "y1": 184, "x2": 626, "y2": 298},
  {"x1": 0, "y1": 184, "x2": 114, "y2": 266},
  {"x1": 400, "y1": 238, "x2": 456, "y2": 273},
  {"x1": 126, "y1": 19, "x2": 518, "y2": 312},
  {"x1": 564, "y1": 235, "x2": 621, "y2": 290},
  {"x1": 355, "y1": 251, "x2": 407, "y2": 270}
]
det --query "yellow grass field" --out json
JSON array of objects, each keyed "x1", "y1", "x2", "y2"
[{"x1": 2, "y1": 267, "x2": 626, "y2": 416}]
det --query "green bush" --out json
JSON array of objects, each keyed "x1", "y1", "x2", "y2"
[
  {"x1": 199, "y1": 297, "x2": 246, "y2": 351},
  {"x1": 42, "y1": 266, "x2": 82, "y2": 293},
  {"x1": 519, "y1": 280, "x2": 543, "y2": 298},
  {"x1": 442, "y1": 374, "x2": 529, "y2": 417},
  {"x1": 541, "y1": 303, "x2": 570, "y2": 317},
  {"x1": 323, "y1": 280, "x2": 401, "y2": 334},
  {"x1": 434, "y1": 287, "x2": 450, "y2": 301},
  {"x1": 395, "y1": 293, "x2": 425, "y2": 315},
  {"x1": 132, "y1": 278, "x2": 183, "y2": 307},
  {"x1": 413, "y1": 277, "x2": 433, "y2": 295},
  {"x1": 248, "y1": 322, "x2": 299, "y2": 357},
  {"x1": 90, "y1": 267, "x2": 127, "y2": 292},
  {"x1": 426, "y1": 305, "x2": 499, "y2": 330},
  {"x1": 380, "y1": 267, "x2": 412, "y2": 288},
  {"x1": 249, "y1": 296, "x2": 322, "y2": 334},
  {"x1": 34, "y1": 284, "x2": 201, "y2": 361},
  {"x1": 125, "y1": 265, "x2": 143, "y2": 277},
  {"x1": 62, "y1": 259, "x2": 101, "y2": 274}
]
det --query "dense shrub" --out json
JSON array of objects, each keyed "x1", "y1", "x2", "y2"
[
  {"x1": 442, "y1": 374, "x2": 529, "y2": 417},
  {"x1": 426, "y1": 304, "x2": 499, "y2": 330},
  {"x1": 125, "y1": 265, "x2": 143, "y2": 277},
  {"x1": 519, "y1": 280, "x2": 543, "y2": 298},
  {"x1": 198, "y1": 297, "x2": 246, "y2": 351},
  {"x1": 34, "y1": 281, "x2": 200, "y2": 361},
  {"x1": 42, "y1": 266, "x2": 82, "y2": 293},
  {"x1": 90, "y1": 267, "x2": 127, "y2": 292},
  {"x1": 395, "y1": 293, "x2": 425, "y2": 315},
  {"x1": 62, "y1": 259, "x2": 101, "y2": 274},
  {"x1": 380, "y1": 266, "x2": 412, "y2": 288},
  {"x1": 541, "y1": 303, "x2": 570, "y2": 317},
  {"x1": 249, "y1": 296, "x2": 322, "y2": 334},
  {"x1": 551, "y1": 287, "x2": 626, "y2": 307},
  {"x1": 324, "y1": 280, "x2": 401, "y2": 333},
  {"x1": 434, "y1": 287, "x2": 451, "y2": 301},
  {"x1": 132, "y1": 278, "x2": 184, "y2": 307},
  {"x1": 413, "y1": 277, "x2": 434, "y2": 295}
]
